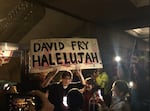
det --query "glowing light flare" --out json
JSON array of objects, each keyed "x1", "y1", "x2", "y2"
[
  {"x1": 129, "y1": 81, "x2": 134, "y2": 88},
  {"x1": 114, "y1": 56, "x2": 121, "y2": 62},
  {"x1": 63, "y1": 96, "x2": 68, "y2": 107}
]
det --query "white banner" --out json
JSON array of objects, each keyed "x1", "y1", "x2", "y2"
[{"x1": 30, "y1": 38, "x2": 103, "y2": 73}]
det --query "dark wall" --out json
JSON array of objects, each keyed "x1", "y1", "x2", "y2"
[{"x1": 97, "y1": 27, "x2": 149, "y2": 81}]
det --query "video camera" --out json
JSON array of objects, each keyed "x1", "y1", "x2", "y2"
[
  {"x1": 0, "y1": 93, "x2": 42, "y2": 111},
  {"x1": 0, "y1": 74, "x2": 45, "y2": 111}
]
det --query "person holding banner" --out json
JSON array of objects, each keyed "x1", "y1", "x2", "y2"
[{"x1": 41, "y1": 68, "x2": 86, "y2": 111}]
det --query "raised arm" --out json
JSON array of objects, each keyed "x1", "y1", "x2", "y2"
[
  {"x1": 31, "y1": 90, "x2": 54, "y2": 111},
  {"x1": 76, "y1": 69, "x2": 86, "y2": 85},
  {"x1": 41, "y1": 68, "x2": 58, "y2": 88}
]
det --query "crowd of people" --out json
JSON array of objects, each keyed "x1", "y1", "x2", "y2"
[
  {"x1": 31, "y1": 72, "x2": 131, "y2": 111},
  {"x1": 0, "y1": 65, "x2": 149, "y2": 111}
]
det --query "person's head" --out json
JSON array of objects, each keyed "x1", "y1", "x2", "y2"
[
  {"x1": 85, "y1": 77, "x2": 94, "y2": 91},
  {"x1": 67, "y1": 88, "x2": 83, "y2": 110},
  {"x1": 96, "y1": 68, "x2": 104, "y2": 74},
  {"x1": 61, "y1": 71, "x2": 73, "y2": 86},
  {"x1": 111, "y1": 80, "x2": 129, "y2": 97},
  {"x1": 93, "y1": 68, "x2": 104, "y2": 77},
  {"x1": 85, "y1": 77, "x2": 100, "y2": 93}
]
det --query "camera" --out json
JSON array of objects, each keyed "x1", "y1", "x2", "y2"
[
  {"x1": 0, "y1": 93, "x2": 42, "y2": 111},
  {"x1": 8, "y1": 94, "x2": 36, "y2": 111}
]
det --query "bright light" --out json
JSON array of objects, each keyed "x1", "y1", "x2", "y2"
[
  {"x1": 63, "y1": 96, "x2": 68, "y2": 107},
  {"x1": 129, "y1": 81, "x2": 134, "y2": 88},
  {"x1": 115, "y1": 56, "x2": 121, "y2": 62},
  {"x1": 3, "y1": 83, "x2": 10, "y2": 90},
  {"x1": 98, "y1": 89, "x2": 103, "y2": 101}
]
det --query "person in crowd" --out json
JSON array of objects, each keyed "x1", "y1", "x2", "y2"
[
  {"x1": 92, "y1": 68, "x2": 109, "y2": 95},
  {"x1": 67, "y1": 88, "x2": 83, "y2": 111},
  {"x1": 92, "y1": 68, "x2": 111, "y2": 106},
  {"x1": 98, "y1": 80, "x2": 131, "y2": 111},
  {"x1": 130, "y1": 60, "x2": 150, "y2": 111},
  {"x1": 41, "y1": 68, "x2": 86, "y2": 111},
  {"x1": 81, "y1": 77, "x2": 101, "y2": 111},
  {"x1": 13, "y1": 80, "x2": 130, "y2": 111}
]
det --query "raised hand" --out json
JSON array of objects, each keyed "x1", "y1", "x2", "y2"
[{"x1": 31, "y1": 90, "x2": 54, "y2": 111}]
